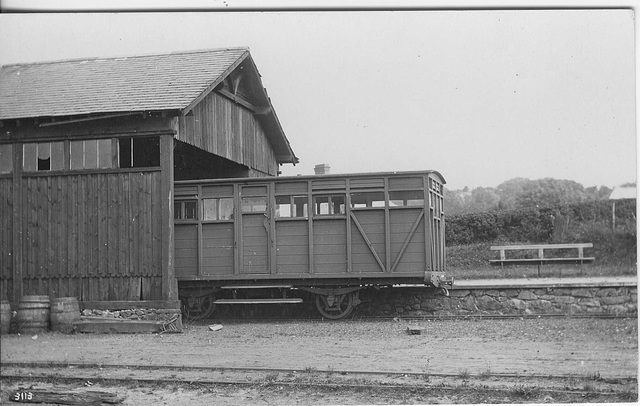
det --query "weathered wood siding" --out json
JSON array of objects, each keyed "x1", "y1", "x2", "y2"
[
  {"x1": 312, "y1": 219, "x2": 348, "y2": 274},
  {"x1": 275, "y1": 222, "x2": 309, "y2": 274},
  {"x1": 351, "y1": 211, "x2": 386, "y2": 273},
  {"x1": 389, "y1": 209, "x2": 426, "y2": 273},
  {"x1": 202, "y1": 223, "x2": 234, "y2": 275},
  {"x1": 175, "y1": 224, "x2": 198, "y2": 276},
  {"x1": 0, "y1": 177, "x2": 12, "y2": 301},
  {"x1": 174, "y1": 171, "x2": 446, "y2": 283},
  {"x1": 241, "y1": 214, "x2": 270, "y2": 274},
  {"x1": 178, "y1": 92, "x2": 278, "y2": 176},
  {"x1": 18, "y1": 171, "x2": 164, "y2": 301}
]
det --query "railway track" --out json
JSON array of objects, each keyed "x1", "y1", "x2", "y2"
[
  {"x1": 2, "y1": 362, "x2": 637, "y2": 406},
  {"x1": 1, "y1": 362, "x2": 636, "y2": 395},
  {"x1": 1, "y1": 361, "x2": 637, "y2": 381},
  {"x1": 186, "y1": 311, "x2": 637, "y2": 323}
]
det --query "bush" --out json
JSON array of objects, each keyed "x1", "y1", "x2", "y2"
[
  {"x1": 446, "y1": 207, "x2": 553, "y2": 245},
  {"x1": 445, "y1": 199, "x2": 636, "y2": 247}
]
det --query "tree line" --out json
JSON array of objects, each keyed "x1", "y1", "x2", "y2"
[{"x1": 445, "y1": 177, "x2": 620, "y2": 215}]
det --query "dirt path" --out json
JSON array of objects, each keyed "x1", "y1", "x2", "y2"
[
  {"x1": 1, "y1": 317, "x2": 637, "y2": 404},
  {"x1": 1, "y1": 318, "x2": 636, "y2": 377}
]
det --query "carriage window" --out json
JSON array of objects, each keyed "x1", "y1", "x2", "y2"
[
  {"x1": 242, "y1": 197, "x2": 267, "y2": 212},
  {"x1": 276, "y1": 195, "x2": 308, "y2": 218},
  {"x1": 389, "y1": 190, "x2": 424, "y2": 207},
  {"x1": 175, "y1": 200, "x2": 198, "y2": 220},
  {"x1": 350, "y1": 192, "x2": 386, "y2": 208},
  {"x1": 202, "y1": 198, "x2": 234, "y2": 220},
  {"x1": 314, "y1": 195, "x2": 346, "y2": 215},
  {"x1": 23, "y1": 142, "x2": 64, "y2": 172}
]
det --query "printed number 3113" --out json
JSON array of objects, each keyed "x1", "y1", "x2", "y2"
[{"x1": 14, "y1": 391, "x2": 34, "y2": 401}]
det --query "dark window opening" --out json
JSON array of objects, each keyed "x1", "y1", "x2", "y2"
[
  {"x1": 119, "y1": 136, "x2": 160, "y2": 168},
  {"x1": 37, "y1": 157, "x2": 50, "y2": 171},
  {"x1": 119, "y1": 138, "x2": 133, "y2": 168},
  {"x1": 175, "y1": 200, "x2": 198, "y2": 220}
]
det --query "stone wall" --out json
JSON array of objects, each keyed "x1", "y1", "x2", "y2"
[
  {"x1": 81, "y1": 308, "x2": 183, "y2": 332},
  {"x1": 363, "y1": 286, "x2": 637, "y2": 317},
  {"x1": 81, "y1": 308, "x2": 181, "y2": 321}
]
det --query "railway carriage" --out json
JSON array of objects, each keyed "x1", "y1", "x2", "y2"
[{"x1": 175, "y1": 170, "x2": 451, "y2": 320}]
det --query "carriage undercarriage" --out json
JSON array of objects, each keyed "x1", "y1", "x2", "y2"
[{"x1": 179, "y1": 273, "x2": 452, "y2": 321}]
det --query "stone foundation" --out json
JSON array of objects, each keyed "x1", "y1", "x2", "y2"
[
  {"x1": 81, "y1": 308, "x2": 183, "y2": 332},
  {"x1": 363, "y1": 286, "x2": 637, "y2": 317},
  {"x1": 81, "y1": 308, "x2": 181, "y2": 321}
]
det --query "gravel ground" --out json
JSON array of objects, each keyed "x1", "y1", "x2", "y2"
[{"x1": 1, "y1": 316, "x2": 637, "y2": 404}]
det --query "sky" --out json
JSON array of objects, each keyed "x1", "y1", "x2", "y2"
[{"x1": 0, "y1": 8, "x2": 636, "y2": 190}]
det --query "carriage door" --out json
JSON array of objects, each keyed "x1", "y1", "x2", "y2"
[
  {"x1": 240, "y1": 185, "x2": 271, "y2": 274},
  {"x1": 428, "y1": 176, "x2": 445, "y2": 272}
]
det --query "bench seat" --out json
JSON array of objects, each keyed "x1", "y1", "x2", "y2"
[
  {"x1": 490, "y1": 257, "x2": 595, "y2": 266},
  {"x1": 490, "y1": 243, "x2": 594, "y2": 276}
]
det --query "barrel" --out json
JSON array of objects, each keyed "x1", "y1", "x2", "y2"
[
  {"x1": 0, "y1": 300, "x2": 11, "y2": 334},
  {"x1": 50, "y1": 297, "x2": 80, "y2": 333},
  {"x1": 16, "y1": 295, "x2": 50, "y2": 334}
]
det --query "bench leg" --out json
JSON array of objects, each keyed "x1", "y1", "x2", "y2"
[{"x1": 537, "y1": 263, "x2": 541, "y2": 278}]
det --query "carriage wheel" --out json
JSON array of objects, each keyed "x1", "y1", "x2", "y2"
[
  {"x1": 181, "y1": 293, "x2": 216, "y2": 320},
  {"x1": 315, "y1": 292, "x2": 355, "y2": 320}
]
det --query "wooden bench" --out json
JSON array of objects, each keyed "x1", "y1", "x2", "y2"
[{"x1": 490, "y1": 243, "x2": 595, "y2": 276}]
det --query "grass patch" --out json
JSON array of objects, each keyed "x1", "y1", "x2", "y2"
[
  {"x1": 620, "y1": 387, "x2": 639, "y2": 402},
  {"x1": 478, "y1": 368, "x2": 491, "y2": 380},
  {"x1": 446, "y1": 242, "x2": 636, "y2": 280},
  {"x1": 263, "y1": 372, "x2": 279, "y2": 383},
  {"x1": 509, "y1": 384, "x2": 540, "y2": 399}
]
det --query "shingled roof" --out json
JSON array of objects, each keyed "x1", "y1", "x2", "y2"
[
  {"x1": 0, "y1": 48, "x2": 253, "y2": 119},
  {"x1": 0, "y1": 47, "x2": 297, "y2": 164}
]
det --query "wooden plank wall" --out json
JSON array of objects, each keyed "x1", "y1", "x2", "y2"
[
  {"x1": 241, "y1": 214, "x2": 269, "y2": 274},
  {"x1": 351, "y1": 211, "x2": 387, "y2": 273},
  {"x1": 0, "y1": 178, "x2": 13, "y2": 301},
  {"x1": 178, "y1": 92, "x2": 278, "y2": 176},
  {"x1": 313, "y1": 219, "x2": 348, "y2": 274},
  {"x1": 175, "y1": 224, "x2": 199, "y2": 276},
  {"x1": 389, "y1": 209, "x2": 426, "y2": 272},
  {"x1": 201, "y1": 223, "x2": 234, "y2": 276},
  {"x1": 275, "y1": 222, "x2": 310, "y2": 274},
  {"x1": 16, "y1": 171, "x2": 164, "y2": 301}
]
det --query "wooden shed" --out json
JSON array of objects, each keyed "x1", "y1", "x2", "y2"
[{"x1": 0, "y1": 48, "x2": 298, "y2": 307}]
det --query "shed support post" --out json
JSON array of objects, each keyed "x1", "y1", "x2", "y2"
[
  {"x1": 160, "y1": 134, "x2": 177, "y2": 301},
  {"x1": 12, "y1": 142, "x2": 23, "y2": 303}
]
